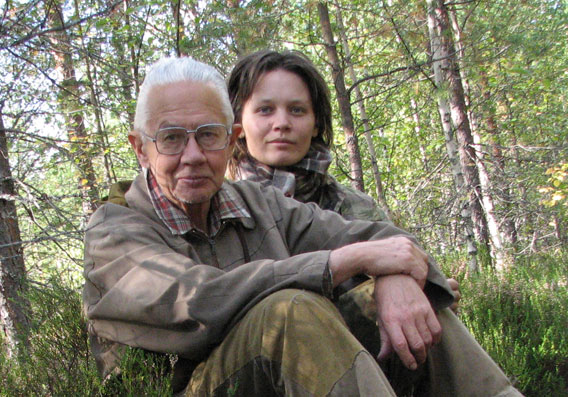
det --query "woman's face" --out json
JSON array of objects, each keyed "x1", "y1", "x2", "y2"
[{"x1": 241, "y1": 69, "x2": 318, "y2": 167}]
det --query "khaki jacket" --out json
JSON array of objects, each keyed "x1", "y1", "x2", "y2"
[
  {"x1": 83, "y1": 174, "x2": 453, "y2": 390},
  {"x1": 320, "y1": 175, "x2": 388, "y2": 222}
]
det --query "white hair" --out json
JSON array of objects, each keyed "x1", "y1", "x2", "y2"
[{"x1": 133, "y1": 57, "x2": 234, "y2": 138}]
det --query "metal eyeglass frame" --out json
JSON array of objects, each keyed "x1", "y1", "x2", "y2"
[{"x1": 142, "y1": 123, "x2": 232, "y2": 154}]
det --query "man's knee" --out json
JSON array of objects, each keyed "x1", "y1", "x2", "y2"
[
  {"x1": 250, "y1": 289, "x2": 384, "y2": 396},
  {"x1": 255, "y1": 289, "x2": 342, "y2": 327},
  {"x1": 187, "y1": 289, "x2": 365, "y2": 396}
]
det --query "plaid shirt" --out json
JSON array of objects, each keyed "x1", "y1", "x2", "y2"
[{"x1": 146, "y1": 169, "x2": 250, "y2": 236}]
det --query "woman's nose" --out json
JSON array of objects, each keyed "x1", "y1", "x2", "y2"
[{"x1": 273, "y1": 109, "x2": 291, "y2": 131}]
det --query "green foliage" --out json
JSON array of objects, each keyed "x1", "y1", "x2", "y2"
[
  {"x1": 441, "y1": 253, "x2": 568, "y2": 397},
  {"x1": 0, "y1": 278, "x2": 173, "y2": 396},
  {"x1": 98, "y1": 347, "x2": 173, "y2": 397},
  {"x1": 1, "y1": 0, "x2": 565, "y2": 272},
  {"x1": 0, "y1": 279, "x2": 101, "y2": 396}
]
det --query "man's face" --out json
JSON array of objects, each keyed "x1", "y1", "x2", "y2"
[{"x1": 130, "y1": 81, "x2": 238, "y2": 213}]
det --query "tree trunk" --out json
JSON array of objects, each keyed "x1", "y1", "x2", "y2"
[
  {"x1": 0, "y1": 107, "x2": 30, "y2": 360},
  {"x1": 74, "y1": 0, "x2": 117, "y2": 187},
  {"x1": 502, "y1": 93, "x2": 522, "y2": 247},
  {"x1": 479, "y1": 70, "x2": 518, "y2": 247},
  {"x1": 46, "y1": 0, "x2": 99, "y2": 221},
  {"x1": 410, "y1": 99, "x2": 429, "y2": 170},
  {"x1": 448, "y1": 9, "x2": 507, "y2": 269},
  {"x1": 110, "y1": 0, "x2": 139, "y2": 123},
  {"x1": 427, "y1": 0, "x2": 479, "y2": 272},
  {"x1": 171, "y1": 0, "x2": 183, "y2": 56},
  {"x1": 317, "y1": 2, "x2": 365, "y2": 192},
  {"x1": 333, "y1": 2, "x2": 391, "y2": 219},
  {"x1": 226, "y1": 0, "x2": 247, "y2": 57}
]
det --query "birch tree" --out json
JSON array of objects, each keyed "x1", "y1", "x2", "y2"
[
  {"x1": 0, "y1": 104, "x2": 30, "y2": 360},
  {"x1": 448, "y1": 8, "x2": 506, "y2": 268},
  {"x1": 46, "y1": 0, "x2": 99, "y2": 220},
  {"x1": 317, "y1": 2, "x2": 365, "y2": 192},
  {"x1": 333, "y1": 1, "x2": 392, "y2": 219},
  {"x1": 427, "y1": 0, "x2": 480, "y2": 271}
]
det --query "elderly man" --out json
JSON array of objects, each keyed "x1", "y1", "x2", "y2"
[{"x1": 83, "y1": 57, "x2": 522, "y2": 396}]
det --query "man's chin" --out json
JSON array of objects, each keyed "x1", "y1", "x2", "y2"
[{"x1": 174, "y1": 191, "x2": 214, "y2": 206}]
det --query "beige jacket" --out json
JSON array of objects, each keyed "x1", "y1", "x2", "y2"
[{"x1": 83, "y1": 174, "x2": 453, "y2": 389}]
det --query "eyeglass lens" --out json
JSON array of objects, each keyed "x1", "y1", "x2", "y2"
[{"x1": 156, "y1": 125, "x2": 228, "y2": 154}]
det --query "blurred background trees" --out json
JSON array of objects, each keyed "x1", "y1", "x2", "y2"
[{"x1": 0, "y1": 0, "x2": 566, "y2": 395}]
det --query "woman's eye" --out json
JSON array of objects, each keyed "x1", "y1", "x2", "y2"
[
  {"x1": 290, "y1": 106, "x2": 306, "y2": 114},
  {"x1": 258, "y1": 106, "x2": 273, "y2": 114}
]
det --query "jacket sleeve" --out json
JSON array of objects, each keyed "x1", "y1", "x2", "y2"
[
  {"x1": 83, "y1": 203, "x2": 332, "y2": 361},
  {"x1": 257, "y1": 185, "x2": 454, "y2": 310}
]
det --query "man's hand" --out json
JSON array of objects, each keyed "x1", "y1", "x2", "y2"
[
  {"x1": 374, "y1": 274, "x2": 442, "y2": 370},
  {"x1": 329, "y1": 236, "x2": 429, "y2": 287}
]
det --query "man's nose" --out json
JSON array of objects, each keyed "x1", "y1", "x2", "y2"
[{"x1": 179, "y1": 134, "x2": 207, "y2": 164}]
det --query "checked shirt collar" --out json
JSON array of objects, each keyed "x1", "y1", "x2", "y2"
[{"x1": 145, "y1": 169, "x2": 250, "y2": 237}]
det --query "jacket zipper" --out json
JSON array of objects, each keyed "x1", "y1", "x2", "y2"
[
  {"x1": 208, "y1": 237, "x2": 219, "y2": 267},
  {"x1": 186, "y1": 230, "x2": 220, "y2": 268}
]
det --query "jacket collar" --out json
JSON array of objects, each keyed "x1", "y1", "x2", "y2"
[{"x1": 125, "y1": 171, "x2": 253, "y2": 237}]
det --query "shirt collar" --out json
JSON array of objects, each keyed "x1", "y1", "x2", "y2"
[{"x1": 145, "y1": 168, "x2": 250, "y2": 236}]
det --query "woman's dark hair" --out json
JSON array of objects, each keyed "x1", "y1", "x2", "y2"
[{"x1": 227, "y1": 50, "x2": 333, "y2": 177}]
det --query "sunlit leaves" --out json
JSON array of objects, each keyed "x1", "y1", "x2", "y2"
[
  {"x1": 539, "y1": 163, "x2": 568, "y2": 208},
  {"x1": 0, "y1": 0, "x2": 565, "y2": 289}
]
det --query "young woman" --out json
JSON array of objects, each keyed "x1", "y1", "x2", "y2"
[
  {"x1": 227, "y1": 49, "x2": 389, "y2": 222},
  {"x1": 227, "y1": 49, "x2": 460, "y2": 311}
]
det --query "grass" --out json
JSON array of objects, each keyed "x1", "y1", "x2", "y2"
[
  {"x1": 0, "y1": 279, "x2": 172, "y2": 396},
  {"x1": 442, "y1": 251, "x2": 568, "y2": 396}
]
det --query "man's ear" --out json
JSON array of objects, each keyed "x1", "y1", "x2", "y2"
[
  {"x1": 230, "y1": 124, "x2": 243, "y2": 146},
  {"x1": 128, "y1": 132, "x2": 149, "y2": 168}
]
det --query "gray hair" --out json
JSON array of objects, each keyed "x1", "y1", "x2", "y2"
[{"x1": 133, "y1": 57, "x2": 234, "y2": 137}]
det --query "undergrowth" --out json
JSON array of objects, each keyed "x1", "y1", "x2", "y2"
[
  {"x1": 442, "y1": 251, "x2": 568, "y2": 396},
  {"x1": 0, "y1": 278, "x2": 172, "y2": 396}
]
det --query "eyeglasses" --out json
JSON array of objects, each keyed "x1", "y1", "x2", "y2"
[{"x1": 144, "y1": 124, "x2": 231, "y2": 155}]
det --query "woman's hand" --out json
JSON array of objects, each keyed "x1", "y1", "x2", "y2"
[{"x1": 447, "y1": 277, "x2": 461, "y2": 313}]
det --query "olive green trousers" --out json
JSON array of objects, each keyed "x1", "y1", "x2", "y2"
[{"x1": 183, "y1": 284, "x2": 523, "y2": 396}]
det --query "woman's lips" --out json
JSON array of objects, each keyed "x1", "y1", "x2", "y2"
[{"x1": 268, "y1": 139, "x2": 295, "y2": 146}]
